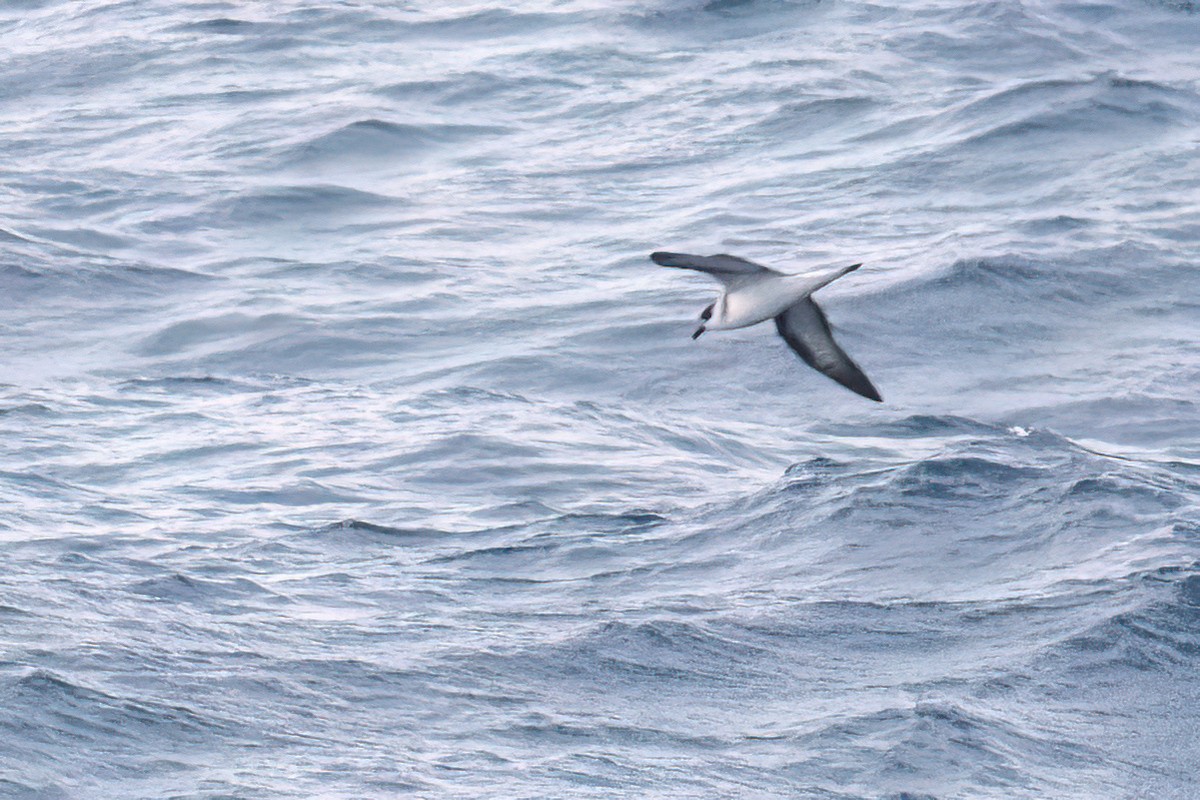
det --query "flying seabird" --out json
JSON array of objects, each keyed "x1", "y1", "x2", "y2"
[{"x1": 650, "y1": 251, "x2": 882, "y2": 402}]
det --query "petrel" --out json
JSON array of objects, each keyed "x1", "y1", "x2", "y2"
[{"x1": 650, "y1": 251, "x2": 882, "y2": 402}]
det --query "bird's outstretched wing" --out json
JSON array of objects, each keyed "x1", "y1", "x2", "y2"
[
  {"x1": 650, "y1": 251, "x2": 779, "y2": 286},
  {"x1": 774, "y1": 298, "x2": 882, "y2": 402}
]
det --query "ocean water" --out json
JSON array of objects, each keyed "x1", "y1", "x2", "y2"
[{"x1": 2, "y1": 0, "x2": 1200, "y2": 797}]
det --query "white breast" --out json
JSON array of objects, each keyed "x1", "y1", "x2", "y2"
[{"x1": 712, "y1": 274, "x2": 814, "y2": 330}]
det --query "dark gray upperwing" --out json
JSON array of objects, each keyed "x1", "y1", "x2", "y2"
[
  {"x1": 774, "y1": 298, "x2": 882, "y2": 402},
  {"x1": 650, "y1": 251, "x2": 777, "y2": 283}
]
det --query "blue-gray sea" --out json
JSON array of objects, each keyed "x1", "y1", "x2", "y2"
[{"x1": 3, "y1": 1, "x2": 1200, "y2": 798}]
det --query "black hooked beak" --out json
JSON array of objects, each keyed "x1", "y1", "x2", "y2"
[{"x1": 692, "y1": 326, "x2": 705, "y2": 340}]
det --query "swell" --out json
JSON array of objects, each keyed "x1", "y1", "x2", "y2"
[
  {"x1": 0, "y1": 668, "x2": 238, "y2": 755},
  {"x1": 282, "y1": 119, "x2": 508, "y2": 169},
  {"x1": 924, "y1": 74, "x2": 1200, "y2": 152}
]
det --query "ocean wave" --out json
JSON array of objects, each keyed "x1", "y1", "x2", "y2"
[
  {"x1": 216, "y1": 184, "x2": 400, "y2": 225},
  {"x1": 405, "y1": 9, "x2": 576, "y2": 41},
  {"x1": 2, "y1": 668, "x2": 235, "y2": 743},
  {"x1": 945, "y1": 75, "x2": 1200, "y2": 152},
  {"x1": 283, "y1": 119, "x2": 508, "y2": 170},
  {"x1": 128, "y1": 572, "x2": 283, "y2": 605},
  {"x1": 168, "y1": 17, "x2": 259, "y2": 35},
  {"x1": 375, "y1": 71, "x2": 585, "y2": 108}
]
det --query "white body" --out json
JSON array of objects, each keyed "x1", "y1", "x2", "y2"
[
  {"x1": 706, "y1": 272, "x2": 831, "y2": 331},
  {"x1": 705, "y1": 266, "x2": 858, "y2": 331}
]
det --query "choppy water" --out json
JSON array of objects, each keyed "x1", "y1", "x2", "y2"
[{"x1": 3, "y1": 1, "x2": 1200, "y2": 797}]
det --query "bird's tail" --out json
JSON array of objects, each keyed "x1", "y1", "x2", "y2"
[{"x1": 810, "y1": 263, "x2": 863, "y2": 293}]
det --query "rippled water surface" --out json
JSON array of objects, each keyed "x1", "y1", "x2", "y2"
[{"x1": 3, "y1": 1, "x2": 1200, "y2": 797}]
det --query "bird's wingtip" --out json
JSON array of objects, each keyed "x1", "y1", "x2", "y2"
[{"x1": 860, "y1": 383, "x2": 883, "y2": 402}]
